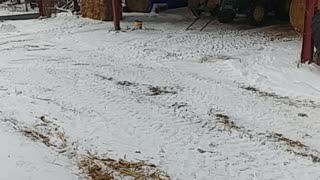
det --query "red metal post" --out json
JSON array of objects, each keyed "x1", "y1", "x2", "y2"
[
  {"x1": 38, "y1": 0, "x2": 44, "y2": 16},
  {"x1": 112, "y1": 0, "x2": 121, "y2": 30},
  {"x1": 301, "y1": 0, "x2": 316, "y2": 63}
]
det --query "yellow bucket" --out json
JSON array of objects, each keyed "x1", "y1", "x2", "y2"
[{"x1": 134, "y1": 20, "x2": 143, "y2": 29}]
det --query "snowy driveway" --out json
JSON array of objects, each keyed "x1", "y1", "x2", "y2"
[{"x1": 1, "y1": 11, "x2": 320, "y2": 179}]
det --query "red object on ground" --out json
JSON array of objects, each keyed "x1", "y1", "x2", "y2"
[
  {"x1": 301, "y1": 0, "x2": 317, "y2": 63},
  {"x1": 112, "y1": 0, "x2": 121, "y2": 30}
]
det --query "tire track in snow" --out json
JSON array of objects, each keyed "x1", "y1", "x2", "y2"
[
  {"x1": 94, "y1": 42, "x2": 320, "y2": 161},
  {"x1": 167, "y1": 64, "x2": 320, "y2": 148},
  {"x1": 118, "y1": 29, "x2": 270, "y2": 64},
  {"x1": 92, "y1": 69, "x2": 320, "y2": 179},
  {"x1": 69, "y1": 25, "x2": 320, "y2": 158}
]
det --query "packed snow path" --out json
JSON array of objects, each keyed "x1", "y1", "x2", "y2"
[{"x1": 2, "y1": 11, "x2": 320, "y2": 179}]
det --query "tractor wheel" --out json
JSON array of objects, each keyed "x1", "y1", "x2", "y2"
[
  {"x1": 275, "y1": 0, "x2": 291, "y2": 20},
  {"x1": 247, "y1": 2, "x2": 266, "y2": 26},
  {"x1": 218, "y1": 9, "x2": 236, "y2": 23}
]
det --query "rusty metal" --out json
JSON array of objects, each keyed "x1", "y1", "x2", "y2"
[
  {"x1": 301, "y1": 0, "x2": 318, "y2": 63},
  {"x1": 112, "y1": 0, "x2": 121, "y2": 30}
]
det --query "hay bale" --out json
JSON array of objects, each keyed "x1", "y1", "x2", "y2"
[
  {"x1": 94, "y1": 0, "x2": 100, "y2": 20},
  {"x1": 289, "y1": 0, "x2": 306, "y2": 33},
  {"x1": 290, "y1": 0, "x2": 320, "y2": 33},
  {"x1": 80, "y1": 0, "x2": 100, "y2": 20},
  {"x1": 80, "y1": 0, "x2": 87, "y2": 17},
  {"x1": 90, "y1": 0, "x2": 97, "y2": 19},
  {"x1": 84, "y1": 0, "x2": 91, "y2": 17},
  {"x1": 81, "y1": 0, "x2": 118, "y2": 21}
]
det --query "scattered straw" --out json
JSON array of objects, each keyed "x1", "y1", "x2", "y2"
[{"x1": 79, "y1": 153, "x2": 170, "y2": 180}]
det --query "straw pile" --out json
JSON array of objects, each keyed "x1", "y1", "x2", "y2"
[
  {"x1": 290, "y1": 0, "x2": 320, "y2": 33},
  {"x1": 80, "y1": 0, "x2": 114, "y2": 21}
]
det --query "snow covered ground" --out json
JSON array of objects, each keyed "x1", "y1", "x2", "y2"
[{"x1": 2, "y1": 9, "x2": 320, "y2": 179}]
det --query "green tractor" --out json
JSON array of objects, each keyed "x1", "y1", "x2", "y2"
[
  {"x1": 188, "y1": 0, "x2": 292, "y2": 26},
  {"x1": 218, "y1": 0, "x2": 291, "y2": 25}
]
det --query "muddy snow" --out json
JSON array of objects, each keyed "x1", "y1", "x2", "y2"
[{"x1": 1, "y1": 9, "x2": 320, "y2": 180}]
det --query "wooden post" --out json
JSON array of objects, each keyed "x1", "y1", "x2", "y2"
[
  {"x1": 112, "y1": 0, "x2": 121, "y2": 30},
  {"x1": 73, "y1": 0, "x2": 80, "y2": 12},
  {"x1": 25, "y1": 0, "x2": 28, "y2": 12},
  {"x1": 38, "y1": 0, "x2": 44, "y2": 16}
]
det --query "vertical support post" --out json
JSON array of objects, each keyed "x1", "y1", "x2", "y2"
[
  {"x1": 301, "y1": 0, "x2": 316, "y2": 63},
  {"x1": 73, "y1": 0, "x2": 80, "y2": 13},
  {"x1": 112, "y1": 0, "x2": 121, "y2": 30},
  {"x1": 38, "y1": 0, "x2": 44, "y2": 16},
  {"x1": 25, "y1": 0, "x2": 28, "y2": 12}
]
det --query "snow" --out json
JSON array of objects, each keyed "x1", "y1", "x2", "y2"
[
  {"x1": 1, "y1": 8, "x2": 320, "y2": 179},
  {"x1": 0, "y1": 24, "x2": 16, "y2": 32},
  {"x1": 0, "y1": 129, "x2": 75, "y2": 180}
]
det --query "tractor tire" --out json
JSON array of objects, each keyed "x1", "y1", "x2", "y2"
[
  {"x1": 275, "y1": 0, "x2": 291, "y2": 20},
  {"x1": 218, "y1": 9, "x2": 236, "y2": 23},
  {"x1": 247, "y1": 2, "x2": 266, "y2": 26}
]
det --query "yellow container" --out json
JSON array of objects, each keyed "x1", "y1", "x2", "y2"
[{"x1": 134, "y1": 20, "x2": 143, "y2": 29}]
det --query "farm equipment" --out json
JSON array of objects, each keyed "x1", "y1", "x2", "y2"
[
  {"x1": 188, "y1": 0, "x2": 291, "y2": 27},
  {"x1": 218, "y1": 0, "x2": 291, "y2": 25},
  {"x1": 186, "y1": 0, "x2": 219, "y2": 30}
]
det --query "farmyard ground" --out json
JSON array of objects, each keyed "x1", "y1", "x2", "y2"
[{"x1": 1, "y1": 9, "x2": 320, "y2": 180}]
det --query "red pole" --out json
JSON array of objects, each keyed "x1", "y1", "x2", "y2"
[
  {"x1": 301, "y1": 0, "x2": 316, "y2": 63},
  {"x1": 38, "y1": 0, "x2": 44, "y2": 17},
  {"x1": 112, "y1": 0, "x2": 121, "y2": 30}
]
